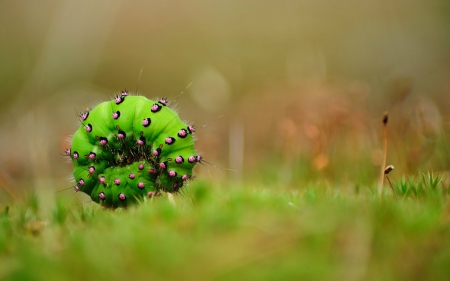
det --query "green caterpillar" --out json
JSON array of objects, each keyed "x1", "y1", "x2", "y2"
[{"x1": 65, "y1": 91, "x2": 199, "y2": 208}]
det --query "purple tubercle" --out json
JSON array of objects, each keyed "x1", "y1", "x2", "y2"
[
  {"x1": 165, "y1": 137, "x2": 175, "y2": 145},
  {"x1": 78, "y1": 179, "x2": 85, "y2": 186},
  {"x1": 147, "y1": 191, "x2": 154, "y2": 198},
  {"x1": 118, "y1": 193, "x2": 126, "y2": 201},
  {"x1": 114, "y1": 179, "x2": 121, "y2": 185},
  {"x1": 138, "y1": 182, "x2": 145, "y2": 189},
  {"x1": 118, "y1": 130, "x2": 126, "y2": 139},
  {"x1": 188, "y1": 156, "x2": 196, "y2": 163},
  {"x1": 89, "y1": 166, "x2": 95, "y2": 173},
  {"x1": 178, "y1": 129, "x2": 188, "y2": 138},
  {"x1": 129, "y1": 173, "x2": 135, "y2": 179},
  {"x1": 149, "y1": 169, "x2": 156, "y2": 175},
  {"x1": 187, "y1": 125, "x2": 195, "y2": 133},
  {"x1": 168, "y1": 171, "x2": 177, "y2": 177},
  {"x1": 121, "y1": 90, "x2": 129, "y2": 96},
  {"x1": 159, "y1": 162, "x2": 167, "y2": 169},
  {"x1": 153, "y1": 148, "x2": 161, "y2": 157},
  {"x1": 99, "y1": 192, "x2": 106, "y2": 200},
  {"x1": 85, "y1": 124, "x2": 92, "y2": 133},
  {"x1": 138, "y1": 164, "x2": 144, "y2": 170},
  {"x1": 137, "y1": 136, "x2": 146, "y2": 146},
  {"x1": 75, "y1": 185, "x2": 80, "y2": 192},
  {"x1": 181, "y1": 175, "x2": 188, "y2": 181},
  {"x1": 99, "y1": 137, "x2": 108, "y2": 146},
  {"x1": 112, "y1": 111, "x2": 120, "y2": 119},
  {"x1": 73, "y1": 152, "x2": 79, "y2": 159},
  {"x1": 142, "y1": 118, "x2": 151, "y2": 127},
  {"x1": 158, "y1": 98, "x2": 168, "y2": 106},
  {"x1": 100, "y1": 176, "x2": 105, "y2": 184},
  {"x1": 115, "y1": 95, "x2": 124, "y2": 104},
  {"x1": 151, "y1": 103, "x2": 162, "y2": 113},
  {"x1": 89, "y1": 152, "x2": 96, "y2": 159},
  {"x1": 175, "y1": 156, "x2": 184, "y2": 164},
  {"x1": 80, "y1": 111, "x2": 89, "y2": 121}
]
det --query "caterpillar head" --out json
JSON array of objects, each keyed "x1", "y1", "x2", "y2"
[{"x1": 66, "y1": 93, "x2": 199, "y2": 208}]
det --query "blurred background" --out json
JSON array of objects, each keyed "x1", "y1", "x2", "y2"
[{"x1": 1, "y1": 0, "x2": 450, "y2": 202}]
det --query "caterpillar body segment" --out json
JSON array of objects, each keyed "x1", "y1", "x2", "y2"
[{"x1": 68, "y1": 94, "x2": 198, "y2": 208}]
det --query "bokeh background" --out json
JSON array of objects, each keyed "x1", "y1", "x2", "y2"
[{"x1": 1, "y1": 0, "x2": 450, "y2": 202}]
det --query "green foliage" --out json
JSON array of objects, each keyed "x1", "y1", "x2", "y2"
[
  {"x1": 0, "y1": 178, "x2": 449, "y2": 281},
  {"x1": 392, "y1": 172, "x2": 448, "y2": 200},
  {"x1": 51, "y1": 199, "x2": 68, "y2": 225}
]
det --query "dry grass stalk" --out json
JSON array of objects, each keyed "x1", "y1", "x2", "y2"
[{"x1": 378, "y1": 112, "x2": 389, "y2": 197}]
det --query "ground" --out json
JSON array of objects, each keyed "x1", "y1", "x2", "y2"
[{"x1": 1, "y1": 174, "x2": 449, "y2": 281}]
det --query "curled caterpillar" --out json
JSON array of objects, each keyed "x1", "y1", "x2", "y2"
[{"x1": 65, "y1": 91, "x2": 199, "y2": 208}]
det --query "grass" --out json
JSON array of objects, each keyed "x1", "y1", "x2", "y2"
[{"x1": 0, "y1": 174, "x2": 449, "y2": 281}]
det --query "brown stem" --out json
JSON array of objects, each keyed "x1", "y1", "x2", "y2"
[
  {"x1": 378, "y1": 112, "x2": 388, "y2": 198},
  {"x1": 385, "y1": 176, "x2": 398, "y2": 199}
]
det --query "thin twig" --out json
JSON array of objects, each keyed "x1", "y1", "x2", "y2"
[
  {"x1": 378, "y1": 112, "x2": 388, "y2": 198},
  {"x1": 385, "y1": 175, "x2": 398, "y2": 199}
]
